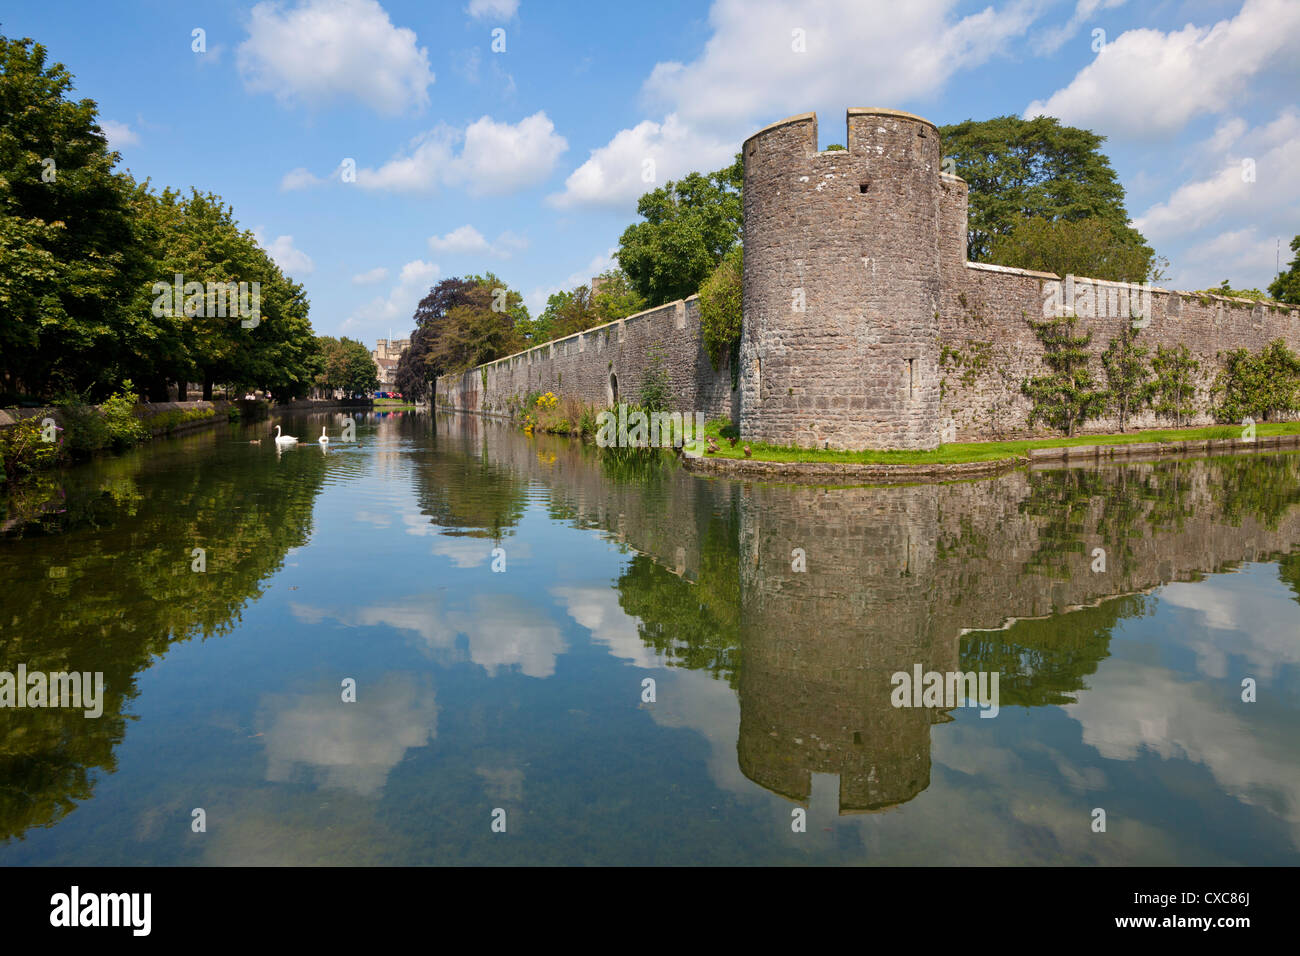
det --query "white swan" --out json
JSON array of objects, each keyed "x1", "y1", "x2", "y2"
[
  {"x1": 318, "y1": 426, "x2": 329, "y2": 447},
  {"x1": 274, "y1": 425, "x2": 298, "y2": 445}
]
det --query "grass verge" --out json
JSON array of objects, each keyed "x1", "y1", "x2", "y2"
[{"x1": 698, "y1": 419, "x2": 1300, "y2": 465}]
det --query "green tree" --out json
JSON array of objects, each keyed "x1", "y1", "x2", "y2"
[
  {"x1": 1150, "y1": 343, "x2": 1199, "y2": 427},
  {"x1": 0, "y1": 33, "x2": 149, "y2": 401},
  {"x1": 537, "y1": 285, "x2": 597, "y2": 340},
  {"x1": 1268, "y1": 235, "x2": 1300, "y2": 304},
  {"x1": 316, "y1": 336, "x2": 379, "y2": 397},
  {"x1": 396, "y1": 275, "x2": 526, "y2": 400},
  {"x1": 939, "y1": 115, "x2": 1153, "y2": 273},
  {"x1": 1101, "y1": 324, "x2": 1153, "y2": 431},
  {"x1": 988, "y1": 216, "x2": 1155, "y2": 283},
  {"x1": 617, "y1": 153, "x2": 742, "y2": 306},
  {"x1": 1022, "y1": 314, "x2": 1106, "y2": 436},
  {"x1": 1212, "y1": 339, "x2": 1300, "y2": 423},
  {"x1": 698, "y1": 245, "x2": 743, "y2": 370},
  {"x1": 590, "y1": 268, "x2": 646, "y2": 321}
]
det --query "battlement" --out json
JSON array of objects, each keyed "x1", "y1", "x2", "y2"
[{"x1": 442, "y1": 105, "x2": 1300, "y2": 451}]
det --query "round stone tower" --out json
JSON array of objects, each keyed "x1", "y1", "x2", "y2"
[{"x1": 740, "y1": 108, "x2": 943, "y2": 450}]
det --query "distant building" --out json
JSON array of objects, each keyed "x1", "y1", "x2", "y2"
[
  {"x1": 372, "y1": 338, "x2": 409, "y2": 391},
  {"x1": 589, "y1": 275, "x2": 607, "y2": 297}
]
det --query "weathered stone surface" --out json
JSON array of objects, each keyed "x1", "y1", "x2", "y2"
[{"x1": 438, "y1": 106, "x2": 1300, "y2": 451}]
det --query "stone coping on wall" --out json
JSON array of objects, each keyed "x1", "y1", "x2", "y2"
[
  {"x1": 963, "y1": 260, "x2": 1298, "y2": 313},
  {"x1": 465, "y1": 294, "x2": 700, "y2": 375}
]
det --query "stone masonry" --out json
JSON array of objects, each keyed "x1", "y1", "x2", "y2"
[{"x1": 439, "y1": 107, "x2": 1300, "y2": 451}]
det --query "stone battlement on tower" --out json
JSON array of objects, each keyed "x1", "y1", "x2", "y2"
[{"x1": 439, "y1": 107, "x2": 1300, "y2": 449}]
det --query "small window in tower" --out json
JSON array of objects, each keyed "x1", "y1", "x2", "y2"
[
  {"x1": 907, "y1": 358, "x2": 916, "y2": 398},
  {"x1": 859, "y1": 181, "x2": 870, "y2": 193}
]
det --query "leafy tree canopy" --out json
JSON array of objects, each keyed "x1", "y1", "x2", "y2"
[
  {"x1": 1270, "y1": 235, "x2": 1300, "y2": 304},
  {"x1": 617, "y1": 153, "x2": 742, "y2": 306},
  {"x1": 939, "y1": 115, "x2": 1153, "y2": 275}
]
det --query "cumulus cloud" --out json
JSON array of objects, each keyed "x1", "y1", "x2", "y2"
[
  {"x1": 279, "y1": 167, "x2": 323, "y2": 191},
  {"x1": 1135, "y1": 109, "x2": 1300, "y2": 238},
  {"x1": 259, "y1": 673, "x2": 437, "y2": 796},
  {"x1": 100, "y1": 120, "x2": 139, "y2": 149},
  {"x1": 552, "y1": 585, "x2": 660, "y2": 667},
  {"x1": 1131, "y1": 109, "x2": 1300, "y2": 288},
  {"x1": 524, "y1": 247, "x2": 618, "y2": 315},
  {"x1": 253, "y1": 229, "x2": 315, "y2": 276},
  {"x1": 467, "y1": 0, "x2": 519, "y2": 19},
  {"x1": 1030, "y1": 0, "x2": 1127, "y2": 57},
  {"x1": 1024, "y1": 0, "x2": 1300, "y2": 139},
  {"x1": 427, "y1": 224, "x2": 529, "y2": 258},
  {"x1": 238, "y1": 0, "x2": 435, "y2": 114},
  {"x1": 549, "y1": 0, "x2": 1037, "y2": 208},
  {"x1": 548, "y1": 114, "x2": 735, "y2": 209},
  {"x1": 351, "y1": 266, "x2": 389, "y2": 284},
  {"x1": 358, "y1": 112, "x2": 567, "y2": 195},
  {"x1": 342, "y1": 258, "x2": 438, "y2": 333}
]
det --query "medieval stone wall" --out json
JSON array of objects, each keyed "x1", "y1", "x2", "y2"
[
  {"x1": 740, "y1": 109, "x2": 943, "y2": 451},
  {"x1": 435, "y1": 296, "x2": 737, "y2": 424},
  {"x1": 438, "y1": 105, "x2": 1300, "y2": 450},
  {"x1": 939, "y1": 265, "x2": 1300, "y2": 441}
]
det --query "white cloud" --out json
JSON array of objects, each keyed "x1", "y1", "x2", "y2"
[
  {"x1": 259, "y1": 673, "x2": 437, "y2": 797},
  {"x1": 551, "y1": 585, "x2": 661, "y2": 667},
  {"x1": 280, "y1": 167, "x2": 323, "y2": 191},
  {"x1": 351, "y1": 266, "x2": 389, "y2": 284},
  {"x1": 358, "y1": 112, "x2": 567, "y2": 195},
  {"x1": 1132, "y1": 109, "x2": 1300, "y2": 289},
  {"x1": 238, "y1": 0, "x2": 435, "y2": 114},
  {"x1": 524, "y1": 247, "x2": 618, "y2": 315},
  {"x1": 1030, "y1": 0, "x2": 1126, "y2": 57},
  {"x1": 1135, "y1": 110, "x2": 1300, "y2": 238},
  {"x1": 428, "y1": 224, "x2": 529, "y2": 258},
  {"x1": 254, "y1": 229, "x2": 315, "y2": 276},
  {"x1": 342, "y1": 259, "x2": 438, "y2": 334},
  {"x1": 549, "y1": 0, "x2": 1038, "y2": 208},
  {"x1": 467, "y1": 0, "x2": 519, "y2": 19},
  {"x1": 1024, "y1": 0, "x2": 1300, "y2": 139},
  {"x1": 548, "y1": 114, "x2": 734, "y2": 209},
  {"x1": 100, "y1": 120, "x2": 139, "y2": 149}
]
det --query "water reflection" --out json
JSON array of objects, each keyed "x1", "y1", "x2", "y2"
[
  {"x1": 0, "y1": 424, "x2": 328, "y2": 842},
  {"x1": 0, "y1": 409, "x2": 1297, "y2": 862},
  {"x1": 442, "y1": 414, "x2": 1300, "y2": 820}
]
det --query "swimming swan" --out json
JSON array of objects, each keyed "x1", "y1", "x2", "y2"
[
  {"x1": 274, "y1": 425, "x2": 298, "y2": 445},
  {"x1": 318, "y1": 426, "x2": 329, "y2": 447}
]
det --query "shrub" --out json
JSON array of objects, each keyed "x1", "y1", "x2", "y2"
[
  {"x1": 0, "y1": 416, "x2": 66, "y2": 480},
  {"x1": 55, "y1": 393, "x2": 109, "y2": 454},
  {"x1": 638, "y1": 346, "x2": 672, "y2": 412},
  {"x1": 1213, "y1": 339, "x2": 1300, "y2": 423},
  {"x1": 101, "y1": 381, "x2": 148, "y2": 449},
  {"x1": 1021, "y1": 314, "x2": 1106, "y2": 435},
  {"x1": 699, "y1": 245, "x2": 743, "y2": 369}
]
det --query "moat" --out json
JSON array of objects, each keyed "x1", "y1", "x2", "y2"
[{"x1": 1, "y1": 410, "x2": 1298, "y2": 864}]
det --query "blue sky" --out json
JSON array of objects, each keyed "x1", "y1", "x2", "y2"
[{"x1": 5, "y1": 0, "x2": 1298, "y2": 343}]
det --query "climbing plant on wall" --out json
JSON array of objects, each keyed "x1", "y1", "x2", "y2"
[{"x1": 1021, "y1": 314, "x2": 1106, "y2": 436}]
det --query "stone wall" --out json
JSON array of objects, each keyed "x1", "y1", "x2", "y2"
[
  {"x1": 740, "y1": 109, "x2": 943, "y2": 451},
  {"x1": 439, "y1": 105, "x2": 1300, "y2": 451},
  {"x1": 939, "y1": 265, "x2": 1300, "y2": 441},
  {"x1": 435, "y1": 296, "x2": 737, "y2": 424}
]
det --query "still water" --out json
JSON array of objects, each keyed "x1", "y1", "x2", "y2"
[{"x1": 1, "y1": 410, "x2": 1298, "y2": 865}]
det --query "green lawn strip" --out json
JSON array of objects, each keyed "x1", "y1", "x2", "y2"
[{"x1": 697, "y1": 419, "x2": 1300, "y2": 466}]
